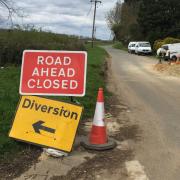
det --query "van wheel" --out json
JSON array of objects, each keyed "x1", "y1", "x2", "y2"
[{"x1": 172, "y1": 56, "x2": 177, "y2": 61}]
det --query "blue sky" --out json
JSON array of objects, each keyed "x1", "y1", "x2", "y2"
[{"x1": 0, "y1": 0, "x2": 118, "y2": 40}]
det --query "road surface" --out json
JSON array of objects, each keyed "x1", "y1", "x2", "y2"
[{"x1": 104, "y1": 46, "x2": 180, "y2": 180}]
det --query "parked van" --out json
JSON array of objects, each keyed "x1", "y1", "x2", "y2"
[
  {"x1": 160, "y1": 43, "x2": 180, "y2": 61},
  {"x1": 135, "y1": 42, "x2": 152, "y2": 55},
  {"x1": 128, "y1": 42, "x2": 137, "y2": 53}
]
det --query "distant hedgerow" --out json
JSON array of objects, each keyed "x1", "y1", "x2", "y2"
[{"x1": 0, "y1": 29, "x2": 86, "y2": 66}]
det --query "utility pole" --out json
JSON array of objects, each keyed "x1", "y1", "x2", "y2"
[{"x1": 90, "y1": 0, "x2": 101, "y2": 48}]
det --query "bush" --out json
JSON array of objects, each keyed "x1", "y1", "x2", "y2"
[
  {"x1": 153, "y1": 40, "x2": 164, "y2": 51},
  {"x1": 153, "y1": 37, "x2": 180, "y2": 51},
  {"x1": 163, "y1": 37, "x2": 180, "y2": 44},
  {"x1": 113, "y1": 41, "x2": 127, "y2": 51},
  {"x1": 0, "y1": 29, "x2": 86, "y2": 66}
]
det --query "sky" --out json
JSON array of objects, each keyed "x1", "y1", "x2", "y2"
[{"x1": 0, "y1": 0, "x2": 118, "y2": 40}]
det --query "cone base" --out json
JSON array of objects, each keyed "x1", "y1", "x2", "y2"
[{"x1": 81, "y1": 137, "x2": 117, "y2": 151}]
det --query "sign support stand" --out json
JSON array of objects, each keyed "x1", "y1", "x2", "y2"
[
  {"x1": 70, "y1": 96, "x2": 74, "y2": 103},
  {"x1": 70, "y1": 96, "x2": 81, "y2": 105},
  {"x1": 11, "y1": 50, "x2": 87, "y2": 155}
]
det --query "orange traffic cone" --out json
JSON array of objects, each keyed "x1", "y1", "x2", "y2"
[
  {"x1": 89, "y1": 88, "x2": 107, "y2": 144},
  {"x1": 81, "y1": 88, "x2": 116, "y2": 150}
]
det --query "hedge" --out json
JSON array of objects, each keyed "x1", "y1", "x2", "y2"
[
  {"x1": 153, "y1": 37, "x2": 180, "y2": 51},
  {"x1": 0, "y1": 29, "x2": 85, "y2": 66}
]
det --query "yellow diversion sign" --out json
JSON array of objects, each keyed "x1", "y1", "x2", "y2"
[{"x1": 9, "y1": 96, "x2": 83, "y2": 152}]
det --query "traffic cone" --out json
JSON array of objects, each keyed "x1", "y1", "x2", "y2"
[
  {"x1": 89, "y1": 88, "x2": 107, "y2": 144},
  {"x1": 81, "y1": 88, "x2": 116, "y2": 150}
]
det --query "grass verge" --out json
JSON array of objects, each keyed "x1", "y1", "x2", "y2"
[
  {"x1": 0, "y1": 45, "x2": 109, "y2": 164},
  {"x1": 113, "y1": 42, "x2": 128, "y2": 51}
]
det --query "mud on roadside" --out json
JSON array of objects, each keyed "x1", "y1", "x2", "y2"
[
  {"x1": 0, "y1": 56, "x2": 141, "y2": 180},
  {"x1": 153, "y1": 63, "x2": 180, "y2": 77},
  {"x1": 0, "y1": 146, "x2": 42, "y2": 180},
  {"x1": 51, "y1": 57, "x2": 141, "y2": 180},
  {"x1": 51, "y1": 148, "x2": 133, "y2": 180}
]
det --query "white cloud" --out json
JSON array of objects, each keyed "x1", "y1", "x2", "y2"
[{"x1": 0, "y1": 0, "x2": 117, "y2": 40}]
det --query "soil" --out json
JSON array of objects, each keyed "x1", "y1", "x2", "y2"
[
  {"x1": 49, "y1": 57, "x2": 140, "y2": 180},
  {"x1": 154, "y1": 63, "x2": 180, "y2": 77},
  {"x1": 50, "y1": 148, "x2": 133, "y2": 180},
  {"x1": 0, "y1": 145, "x2": 42, "y2": 180},
  {"x1": 113, "y1": 125, "x2": 141, "y2": 142},
  {"x1": 0, "y1": 56, "x2": 140, "y2": 180}
]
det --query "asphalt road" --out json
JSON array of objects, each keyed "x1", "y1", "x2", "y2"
[{"x1": 104, "y1": 46, "x2": 180, "y2": 180}]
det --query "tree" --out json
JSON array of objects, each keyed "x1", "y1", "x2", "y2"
[
  {"x1": 106, "y1": 0, "x2": 122, "y2": 27},
  {"x1": 106, "y1": 0, "x2": 122, "y2": 40},
  {"x1": 138, "y1": 0, "x2": 180, "y2": 42},
  {"x1": 124, "y1": 0, "x2": 141, "y2": 4},
  {"x1": 0, "y1": 0, "x2": 23, "y2": 26},
  {"x1": 106, "y1": 0, "x2": 142, "y2": 42},
  {"x1": 0, "y1": 1, "x2": 14, "y2": 22}
]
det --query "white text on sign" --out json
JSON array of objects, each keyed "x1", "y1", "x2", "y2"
[
  {"x1": 20, "y1": 51, "x2": 87, "y2": 96},
  {"x1": 29, "y1": 56, "x2": 77, "y2": 90}
]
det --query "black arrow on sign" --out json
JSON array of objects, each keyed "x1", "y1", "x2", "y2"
[{"x1": 32, "y1": 120, "x2": 55, "y2": 134}]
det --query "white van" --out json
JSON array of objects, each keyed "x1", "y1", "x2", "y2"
[
  {"x1": 161, "y1": 43, "x2": 180, "y2": 61},
  {"x1": 128, "y1": 42, "x2": 137, "y2": 53},
  {"x1": 135, "y1": 42, "x2": 152, "y2": 55}
]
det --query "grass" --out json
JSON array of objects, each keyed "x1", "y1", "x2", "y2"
[
  {"x1": 93, "y1": 40, "x2": 113, "y2": 46},
  {"x1": 0, "y1": 44, "x2": 108, "y2": 161},
  {"x1": 113, "y1": 41, "x2": 128, "y2": 51}
]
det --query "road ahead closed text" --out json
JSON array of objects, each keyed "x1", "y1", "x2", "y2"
[{"x1": 20, "y1": 50, "x2": 87, "y2": 96}]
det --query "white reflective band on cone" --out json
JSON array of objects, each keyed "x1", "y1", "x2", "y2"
[{"x1": 93, "y1": 102, "x2": 105, "y2": 126}]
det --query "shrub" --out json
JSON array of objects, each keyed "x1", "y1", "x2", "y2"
[
  {"x1": 113, "y1": 41, "x2": 127, "y2": 51},
  {"x1": 153, "y1": 39, "x2": 164, "y2": 51},
  {"x1": 163, "y1": 37, "x2": 180, "y2": 44},
  {"x1": 0, "y1": 29, "x2": 86, "y2": 66},
  {"x1": 153, "y1": 37, "x2": 180, "y2": 51}
]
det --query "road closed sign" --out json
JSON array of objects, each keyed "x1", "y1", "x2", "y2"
[
  {"x1": 9, "y1": 96, "x2": 83, "y2": 152},
  {"x1": 20, "y1": 50, "x2": 87, "y2": 96}
]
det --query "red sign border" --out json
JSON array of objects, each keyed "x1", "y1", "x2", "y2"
[{"x1": 19, "y1": 50, "x2": 87, "y2": 97}]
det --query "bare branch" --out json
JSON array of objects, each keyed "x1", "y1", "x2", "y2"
[
  {"x1": 106, "y1": 0, "x2": 122, "y2": 28},
  {"x1": 0, "y1": 0, "x2": 22, "y2": 27}
]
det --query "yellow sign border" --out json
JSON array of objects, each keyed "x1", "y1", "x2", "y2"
[{"x1": 9, "y1": 96, "x2": 84, "y2": 152}]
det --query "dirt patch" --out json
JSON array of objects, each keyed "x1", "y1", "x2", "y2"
[
  {"x1": 4, "y1": 54, "x2": 141, "y2": 180},
  {"x1": 0, "y1": 145, "x2": 42, "y2": 180},
  {"x1": 105, "y1": 56, "x2": 141, "y2": 143},
  {"x1": 112, "y1": 125, "x2": 141, "y2": 142},
  {"x1": 154, "y1": 63, "x2": 180, "y2": 77},
  {"x1": 52, "y1": 56, "x2": 140, "y2": 180},
  {"x1": 106, "y1": 94, "x2": 129, "y2": 117},
  {"x1": 50, "y1": 148, "x2": 132, "y2": 180}
]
